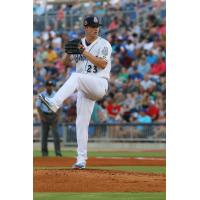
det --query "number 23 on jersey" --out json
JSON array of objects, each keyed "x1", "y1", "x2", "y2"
[{"x1": 87, "y1": 65, "x2": 98, "y2": 73}]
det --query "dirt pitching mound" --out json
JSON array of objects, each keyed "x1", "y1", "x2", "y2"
[
  {"x1": 34, "y1": 157, "x2": 165, "y2": 167},
  {"x1": 34, "y1": 169, "x2": 166, "y2": 192}
]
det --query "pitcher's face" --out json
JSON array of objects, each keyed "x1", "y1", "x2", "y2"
[{"x1": 85, "y1": 26, "x2": 100, "y2": 38}]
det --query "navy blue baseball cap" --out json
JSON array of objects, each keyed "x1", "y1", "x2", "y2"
[{"x1": 83, "y1": 15, "x2": 102, "y2": 27}]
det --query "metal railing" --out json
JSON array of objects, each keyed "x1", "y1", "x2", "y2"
[
  {"x1": 33, "y1": 10, "x2": 135, "y2": 32},
  {"x1": 33, "y1": 8, "x2": 166, "y2": 32},
  {"x1": 33, "y1": 122, "x2": 166, "y2": 145}
]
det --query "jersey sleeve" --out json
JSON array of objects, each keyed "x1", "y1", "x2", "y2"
[{"x1": 98, "y1": 42, "x2": 112, "y2": 63}]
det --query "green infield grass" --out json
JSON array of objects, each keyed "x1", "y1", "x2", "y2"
[
  {"x1": 91, "y1": 166, "x2": 166, "y2": 174},
  {"x1": 34, "y1": 166, "x2": 166, "y2": 174},
  {"x1": 33, "y1": 150, "x2": 165, "y2": 158},
  {"x1": 33, "y1": 192, "x2": 166, "y2": 200}
]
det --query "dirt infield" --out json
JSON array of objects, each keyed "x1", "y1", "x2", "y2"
[
  {"x1": 34, "y1": 157, "x2": 165, "y2": 167},
  {"x1": 33, "y1": 157, "x2": 165, "y2": 192},
  {"x1": 34, "y1": 169, "x2": 165, "y2": 192}
]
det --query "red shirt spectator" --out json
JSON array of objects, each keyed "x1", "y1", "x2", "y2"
[
  {"x1": 150, "y1": 58, "x2": 166, "y2": 75},
  {"x1": 146, "y1": 101, "x2": 160, "y2": 120},
  {"x1": 106, "y1": 103, "x2": 121, "y2": 118},
  {"x1": 108, "y1": 17, "x2": 119, "y2": 31},
  {"x1": 158, "y1": 25, "x2": 166, "y2": 36},
  {"x1": 55, "y1": 58, "x2": 65, "y2": 73},
  {"x1": 157, "y1": 20, "x2": 166, "y2": 36}
]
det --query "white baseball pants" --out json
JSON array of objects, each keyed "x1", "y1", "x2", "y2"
[{"x1": 51, "y1": 72, "x2": 108, "y2": 163}]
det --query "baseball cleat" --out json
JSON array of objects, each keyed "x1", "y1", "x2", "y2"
[
  {"x1": 38, "y1": 94, "x2": 58, "y2": 113},
  {"x1": 72, "y1": 162, "x2": 86, "y2": 169}
]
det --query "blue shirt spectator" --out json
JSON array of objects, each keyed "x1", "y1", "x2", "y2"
[
  {"x1": 146, "y1": 53, "x2": 158, "y2": 65},
  {"x1": 136, "y1": 111, "x2": 152, "y2": 131},
  {"x1": 34, "y1": 4, "x2": 45, "y2": 16},
  {"x1": 137, "y1": 56, "x2": 151, "y2": 76},
  {"x1": 129, "y1": 67, "x2": 144, "y2": 81},
  {"x1": 137, "y1": 113, "x2": 152, "y2": 123}
]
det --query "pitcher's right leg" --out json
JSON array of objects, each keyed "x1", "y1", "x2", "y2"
[{"x1": 74, "y1": 91, "x2": 95, "y2": 168}]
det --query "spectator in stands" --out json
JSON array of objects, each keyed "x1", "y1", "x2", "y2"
[
  {"x1": 154, "y1": 110, "x2": 166, "y2": 138},
  {"x1": 111, "y1": 55, "x2": 123, "y2": 75},
  {"x1": 125, "y1": 36, "x2": 135, "y2": 53},
  {"x1": 56, "y1": 5, "x2": 65, "y2": 30},
  {"x1": 146, "y1": 50, "x2": 158, "y2": 65},
  {"x1": 47, "y1": 46, "x2": 58, "y2": 63},
  {"x1": 62, "y1": 98, "x2": 76, "y2": 123},
  {"x1": 55, "y1": 57, "x2": 65, "y2": 74},
  {"x1": 108, "y1": 16, "x2": 119, "y2": 31},
  {"x1": 137, "y1": 55, "x2": 151, "y2": 76},
  {"x1": 157, "y1": 18, "x2": 166, "y2": 36},
  {"x1": 136, "y1": 109, "x2": 152, "y2": 133},
  {"x1": 91, "y1": 103, "x2": 106, "y2": 123},
  {"x1": 41, "y1": 26, "x2": 56, "y2": 43},
  {"x1": 124, "y1": 93, "x2": 136, "y2": 111},
  {"x1": 114, "y1": 91, "x2": 125, "y2": 104},
  {"x1": 150, "y1": 56, "x2": 166, "y2": 75},
  {"x1": 52, "y1": 33, "x2": 63, "y2": 53},
  {"x1": 106, "y1": 98, "x2": 121, "y2": 123},
  {"x1": 146, "y1": 99, "x2": 160, "y2": 121},
  {"x1": 139, "y1": 92, "x2": 149, "y2": 109},
  {"x1": 140, "y1": 74, "x2": 156, "y2": 93},
  {"x1": 120, "y1": 51, "x2": 133, "y2": 68},
  {"x1": 35, "y1": 46, "x2": 46, "y2": 65},
  {"x1": 117, "y1": 67, "x2": 129, "y2": 83},
  {"x1": 34, "y1": 3, "x2": 45, "y2": 16},
  {"x1": 157, "y1": 75, "x2": 166, "y2": 93},
  {"x1": 155, "y1": 91, "x2": 165, "y2": 112},
  {"x1": 129, "y1": 66, "x2": 144, "y2": 81}
]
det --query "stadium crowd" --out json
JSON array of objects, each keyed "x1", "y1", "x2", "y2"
[{"x1": 33, "y1": 0, "x2": 166, "y2": 127}]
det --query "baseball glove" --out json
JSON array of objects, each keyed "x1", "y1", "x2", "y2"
[{"x1": 64, "y1": 39, "x2": 85, "y2": 54}]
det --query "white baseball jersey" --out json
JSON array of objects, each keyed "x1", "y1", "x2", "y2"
[
  {"x1": 50, "y1": 36, "x2": 112, "y2": 165},
  {"x1": 72, "y1": 37, "x2": 112, "y2": 79}
]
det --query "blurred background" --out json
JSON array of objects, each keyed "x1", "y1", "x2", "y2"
[{"x1": 33, "y1": 0, "x2": 166, "y2": 151}]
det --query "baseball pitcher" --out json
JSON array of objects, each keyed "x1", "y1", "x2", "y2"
[{"x1": 39, "y1": 15, "x2": 112, "y2": 169}]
